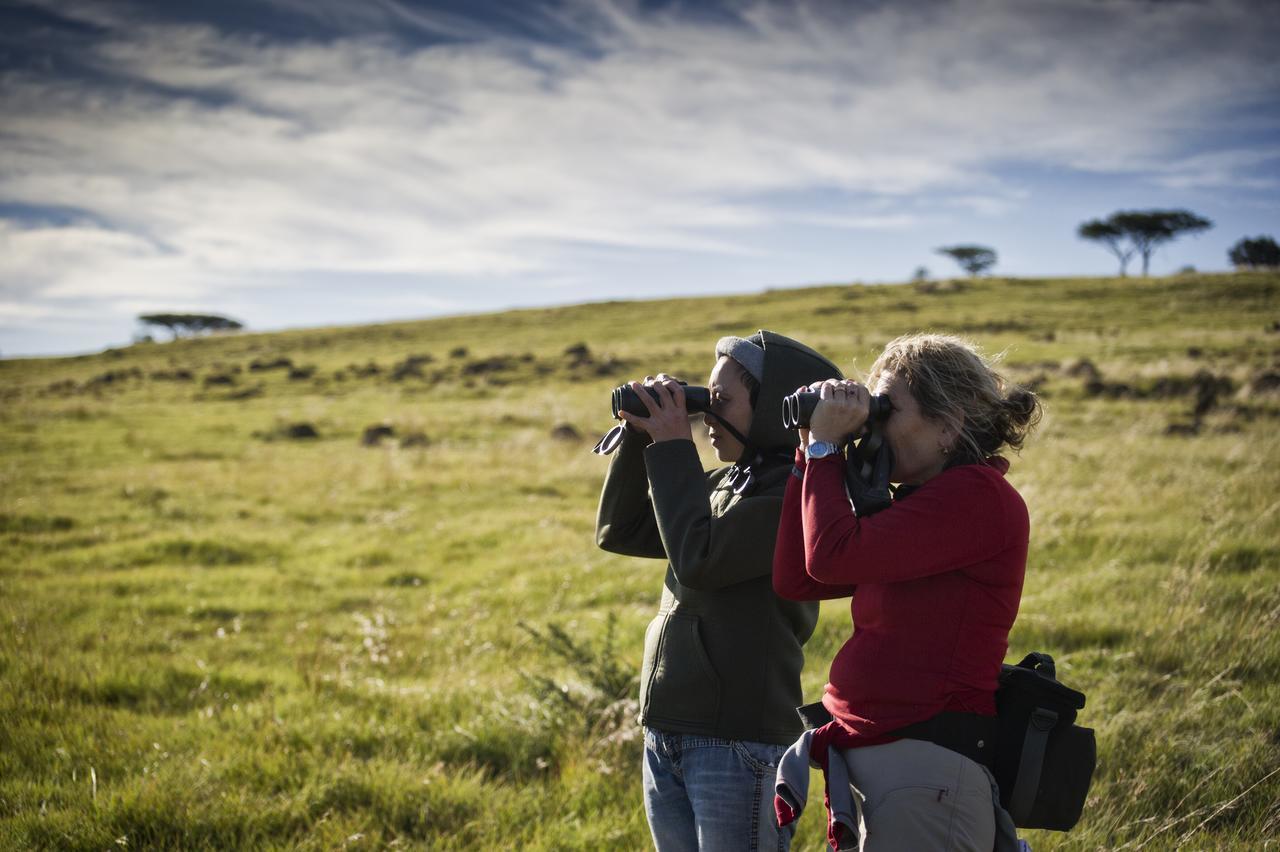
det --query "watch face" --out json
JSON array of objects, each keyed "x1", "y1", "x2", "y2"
[{"x1": 808, "y1": 441, "x2": 837, "y2": 458}]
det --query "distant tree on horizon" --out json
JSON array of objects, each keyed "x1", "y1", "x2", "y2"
[
  {"x1": 1078, "y1": 209, "x2": 1212, "y2": 277},
  {"x1": 1228, "y1": 235, "x2": 1280, "y2": 269},
  {"x1": 935, "y1": 245, "x2": 997, "y2": 277},
  {"x1": 1077, "y1": 219, "x2": 1136, "y2": 277},
  {"x1": 138, "y1": 313, "x2": 244, "y2": 340}
]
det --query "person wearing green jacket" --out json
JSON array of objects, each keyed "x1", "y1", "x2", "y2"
[{"x1": 595, "y1": 330, "x2": 842, "y2": 851}]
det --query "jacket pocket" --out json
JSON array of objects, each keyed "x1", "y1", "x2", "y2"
[{"x1": 640, "y1": 610, "x2": 722, "y2": 727}]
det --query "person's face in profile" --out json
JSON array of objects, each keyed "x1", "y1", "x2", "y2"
[
  {"x1": 873, "y1": 370, "x2": 953, "y2": 485},
  {"x1": 705, "y1": 356, "x2": 754, "y2": 463}
]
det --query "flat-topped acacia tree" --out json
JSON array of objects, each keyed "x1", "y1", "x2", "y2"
[
  {"x1": 138, "y1": 313, "x2": 244, "y2": 340},
  {"x1": 936, "y1": 245, "x2": 997, "y2": 277},
  {"x1": 1079, "y1": 210, "x2": 1212, "y2": 277}
]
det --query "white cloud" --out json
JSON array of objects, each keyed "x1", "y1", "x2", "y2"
[
  {"x1": 791, "y1": 213, "x2": 921, "y2": 230},
  {"x1": 2, "y1": 0, "x2": 1278, "y2": 353}
]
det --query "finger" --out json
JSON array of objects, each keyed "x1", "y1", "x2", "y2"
[
  {"x1": 618, "y1": 409, "x2": 649, "y2": 432},
  {"x1": 819, "y1": 379, "x2": 841, "y2": 400},
  {"x1": 668, "y1": 379, "x2": 687, "y2": 409},
  {"x1": 632, "y1": 380, "x2": 662, "y2": 415},
  {"x1": 654, "y1": 380, "x2": 679, "y2": 410}
]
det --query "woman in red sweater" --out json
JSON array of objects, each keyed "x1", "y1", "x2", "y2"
[{"x1": 773, "y1": 333, "x2": 1040, "y2": 851}]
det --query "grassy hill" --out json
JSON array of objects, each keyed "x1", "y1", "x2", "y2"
[{"x1": 2, "y1": 272, "x2": 1278, "y2": 849}]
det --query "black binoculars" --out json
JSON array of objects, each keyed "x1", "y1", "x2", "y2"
[
  {"x1": 610, "y1": 381, "x2": 892, "y2": 432},
  {"x1": 612, "y1": 382, "x2": 712, "y2": 419},
  {"x1": 781, "y1": 390, "x2": 892, "y2": 430}
]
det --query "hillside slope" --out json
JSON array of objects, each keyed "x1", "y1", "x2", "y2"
[{"x1": 2, "y1": 272, "x2": 1278, "y2": 849}]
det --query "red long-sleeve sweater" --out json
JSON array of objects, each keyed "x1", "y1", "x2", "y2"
[{"x1": 773, "y1": 450, "x2": 1028, "y2": 744}]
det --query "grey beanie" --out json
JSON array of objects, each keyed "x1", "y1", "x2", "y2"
[{"x1": 715, "y1": 335, "x2": 765, "y2": 382}]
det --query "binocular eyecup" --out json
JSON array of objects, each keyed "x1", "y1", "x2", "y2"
[
  {"x1": 612, "y1": 382, "x2": 712, "y2": 419},
  {"x1": 781, "y1": 391, "x2": 892, "y2": 430}
]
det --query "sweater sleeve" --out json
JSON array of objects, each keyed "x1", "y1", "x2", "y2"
[
  {"x1": 595, "y1": 427, "x2": 667, "y2": 559},
  {"x1": 773, "y1": 450, "x2": 858, "y2": 601},
  {"x1": 801, "y1": 456, "x2": 1011, "y2": 585},
  {"x1": 644, "y1": 439, "x2": 784, "y2": 591}
]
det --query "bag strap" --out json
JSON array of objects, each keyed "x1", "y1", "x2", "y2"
[
  {"x1": 892, "y1": 712, "x2": 997, "y2": 770},
  {"x1": 1008, "y1": 706, "x2": 1058, "y2": 824}
]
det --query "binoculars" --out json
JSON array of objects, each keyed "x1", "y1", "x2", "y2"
[
  {"x1": 781, "y1": 390, "x2": 892, "y2": 429},
  {"x1": 612, "y1": 382, "x2": 712, "y2": 419},
  {"x1": 610, "y1": 381, "x2": 891, "y2": 430}
]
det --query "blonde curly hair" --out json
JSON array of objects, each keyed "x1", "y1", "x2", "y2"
[{"x1": 867, "y1": 333, "x2": 1041, "y2": 464}]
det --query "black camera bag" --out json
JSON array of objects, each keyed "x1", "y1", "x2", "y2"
[{"x1": 994, "y1": 652, "x2": 1096, "y2": 830}]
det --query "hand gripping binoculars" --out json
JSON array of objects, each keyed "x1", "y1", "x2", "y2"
[
  {"x1": 780, "y1": 390, "x2": 892, "y2": 430},
  {"x1": 611, "y1": 382, "x2": 712, "y2": 419}
]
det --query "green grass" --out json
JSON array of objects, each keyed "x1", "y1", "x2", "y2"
[{"x1": 2, "y1": 271, "x2": 1278, "y2": 849}]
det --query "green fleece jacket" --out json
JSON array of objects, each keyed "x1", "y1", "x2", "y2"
[{"x1": 595, "y1": 331, "x2": 841, "y2": 745}]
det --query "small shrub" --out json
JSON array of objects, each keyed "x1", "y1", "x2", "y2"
[
  {"x1": 361, "y1": 424, "x2": 395, "y2": 446},
  {"x1": 150, "y1": 368, "x2": 194, "y2": 381},
  {"x1": 248, "y1": 356, "x2": 293, "y2": 372},
  {"x1": 1063, "y1": 358, "x2": 1102, "y2": 380},
  {"x1": 390, "y1": 354, "x2": 434, "y2": 380},
  {"x1": 254, "y1": 422, "x2": 319, "y2": 441},
  {"x1": 285, "y1": 422, "x2": 319, "y2": 439},
  {"x1": 518, "y1": 616, "x2": 640, "y2": 756},
  {"x1": 1207, "y1": 545, "x2": 1276, "y2": 574},
  {"x1": 462, "y1": 356, "x2": 517, "y2": 376},
  {"x1": 1242, "y1": 370, "x2": 1280, "y2": 398},
  {"x1": 384, "y1": 572, "x2": 426, "y2": 587},
  {"x1": 0, "y1": 513, "x2": 75, "y2": 533},
  {"x1": 225, "y1": 384, "x2": 265, "y2": 400},
  {"x1": 549, "y1": 423, "x2": 582, "y2": 442},
  {"x1": 203, "y1": 372, "x2": 236, "y2": 387},
  {"x1": 400, "y1": 431, "x2": 430, "y2": 448},
  {"x1": 135, "y1": 537, "x2": 261, "y2": 566},
  {"x1": 348, "y1": 361, "x2": 382, "y2": 378}
]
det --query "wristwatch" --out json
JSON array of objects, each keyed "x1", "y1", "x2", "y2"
[{"x1": 805, "y1": 440, "x2": 842, "y2": 460}]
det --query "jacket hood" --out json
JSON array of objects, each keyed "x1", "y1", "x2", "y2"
[{"x1": 734, "y1": 330, "x2": 843, "y2": 454}]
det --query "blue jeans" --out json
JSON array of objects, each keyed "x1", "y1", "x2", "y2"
[{"x1": 643, "y1": 727, "x2": 789, "y2": 852}]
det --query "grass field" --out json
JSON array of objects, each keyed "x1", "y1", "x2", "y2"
[{"x1": 2, "y1": 271, "x2": 1278, "y2": 850}]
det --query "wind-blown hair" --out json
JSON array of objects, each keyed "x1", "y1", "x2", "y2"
[{"x1": 867, "y1": 333, "x2": 1041, "y2": 465}]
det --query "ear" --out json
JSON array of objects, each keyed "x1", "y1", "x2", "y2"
[{"x1": 938, "y1": 410, "x2": 964, "y2": 452}]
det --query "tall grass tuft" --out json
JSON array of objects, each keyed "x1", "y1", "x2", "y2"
[{"x1": 518, "y1": 616, "x2": 641, "y2": 762}]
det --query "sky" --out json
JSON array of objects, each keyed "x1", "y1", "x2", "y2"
[{"x1": 2, "y1": 0, "x2": 1278, "y2": 358}]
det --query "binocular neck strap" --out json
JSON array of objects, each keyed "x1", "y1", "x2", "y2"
[
  {"x1": 703, "y1": 410, "x2": 753, "y2": 458},
  {"x1": 704, "y1": 411, "x2": 798, "y2": 495},
  {"x1": 845, "y1": 419, "x2": 895, "y2": 516},
  {"x1": 591, "y1": 423, "x2": 627, "y2": 455}
]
